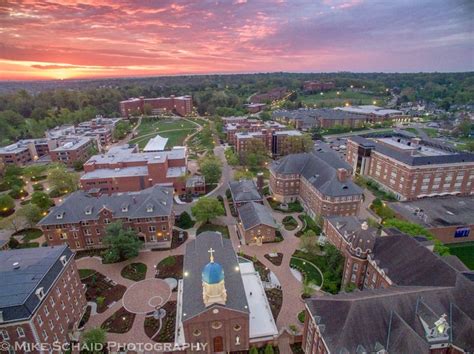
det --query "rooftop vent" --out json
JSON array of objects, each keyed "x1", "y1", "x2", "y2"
[{"x1": 12, "y1": 262, "x2": 20, "y2": 269}]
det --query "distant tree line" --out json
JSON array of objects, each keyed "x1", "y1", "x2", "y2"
[{"x1": 0, "y1": 72, "x2": 472, "y2": 144}]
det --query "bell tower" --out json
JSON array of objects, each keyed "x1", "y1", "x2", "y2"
[{"x1": 202, "y1": 248, "x2": 227, "y2": 307}]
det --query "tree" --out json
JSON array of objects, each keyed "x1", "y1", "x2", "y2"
[
  {"x1": 199, "y1": 156, "x2": 222, "y2": 185},
  {"x1": 31, "y1": 191, "x2": 54, "y2": 211},
  {"x1": 113, "y1": 120, "x2": 132, "y2": 140},
  {"x1": 176, "y1": 211, "x2": 195, "y2": 229},
  {"x1": 264, "y1": 344, "x2": 275, "y2": 354},
  {"x1": 249, "y1": 347, "x2": 258, "y2": 354},
  {"x1": 233, "y1": 169, "x2": 254, "y2": 180},
  {"x1": 8, "y1": 237, "x2": 20, "y2": 249},
  {"x1": 259, "y1": 111, "x2": 271, "y2": 121},
  {"x1": 224, "y1": 148, "x2": 239, "y2": 166},
  {"x1": 18, "y1": 204, "x2": 43, "y2": 228},
  {"x1": 73, "y1": 160, "x2": 84, "y2": 171},
  {"x1": 191, "y1": 197, "x2": 225, "y2": 223},
  {"x1": 0, "y1": 194, "x2": 15, "y2": 212},
  {"x1": 81, "y1": 327, "x2": 107, "y2": 354},
  {"x1": 47, "y1": 165, "x2": 79, "y2": 194},
  {"x1": 299, "y1": 230, "x2": 319, "y2": 255},
  {"x1": 102, "y1": 222, "x2": 142, "y2": 263}
]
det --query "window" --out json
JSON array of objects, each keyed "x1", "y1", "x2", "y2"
[
  {"x1": 36, "y1": 287, "x2": 45, "y2": 300},
  {"x1": 149, "y1": 226, "x2": 156, "y2": 232},
  {"x1": 55, "y1": 310, "x2": 60, "y2": 320},
  {"x1": 193, "y1": 329, "x2": 201, "y2": 337},
  {"x1": 60, "y1": 233, "x2": 67, "y2": 240},
  {"x1": 235, "y1": 336, "x2": 241, "y2": 345},
  {"x1": 50, "y1": 297, "x2": 55, "y2": 307},
  {"x1": 44, "y1": 305, "x2": 49, "y2": 316},
  {"x1": 56, "y1": 288, "x2": 61, "y2": 297},
  {"x1": 1, "y1": 330, "x2": 9, "y2": 341},
  {"x1": 49, "y1": 319, "x2": 54, "y2": 330},
  {"x1": 60, "y1": 255, "x2": 67, "y2": 266},
  {"x1": 233, "y1": 324, "x2": 242, "y2": 331},
  {"x1": 42, "y1": 329, "x2": 48, "y2": 340},
  {"x1": 37, "y1": 315, "x2": 43, "y2": 326},
  {"x1": 16, "y1": 327, "x2": 25, "y2": 338},
  {"x1": 104, "y1": 219, "x2": 110, "y2": 224}
]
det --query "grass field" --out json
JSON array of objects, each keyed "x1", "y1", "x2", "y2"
[
  {"x1": 300, "y1": 90, "x2": 386, "y2": 107},
  {"x1": 129, "y1": 117, "x2": 199, "y2": 149},
  {"x1": 290, "y1": 257, "x2": 323, "y2": 286},
  {"x1": 447, "y1": 242, "x2": 474, "y2": 270}
]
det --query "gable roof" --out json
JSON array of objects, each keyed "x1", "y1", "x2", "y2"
[
  {"x1": 228, "y1": 179, "x2": 262, "y2": 203},
  {"x1": 370, "y1": 234, "x2": 459, "y2": 287},
  {"x1": 182, "y1": 232, "x2": 249, "y2": 321},
  {"x1": 238, "y1": 202, "x2": 277, "y2": 230},
  {"x1": 0, "y1": 245, "x2": 73, "y2": 323},
  {"x1": 38, "y1": 185, "x2": 173, "y2": 226},
  {"x1": 270, "y1": 144, "x2": 362, "y2": 197}
]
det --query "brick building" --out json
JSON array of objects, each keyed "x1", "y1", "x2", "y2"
[
  {"x1": 50, "y1": 137, "x2": 97, "y2": 167},
  {"x1": 303, "y1": 269, "x2": 474, "y2": 353},
  {"x1": 302, "y1": 80, "x2": 336, "y2": 92},
  {"x1": 119, "y1": 95, "x2": 192, "y2": 117},
  {"x1": 176, "y1": 232, "x2": 278, "y2": 353},
  {"x1": 249, "y1": 87, "x2": 287, "y2": 104},
  {"x1": 346, "y1": 134, "x2": 474, "y2": 200},
  {"x1": 237, "y1": 202, "x2": 278, "y2": 245},
  {"x1": 80, "y1": 145, "x2": 187, "y2": 195},
  {"x1": 0, "y1": 246, "x2": 87, "y2": 351},
  {"x1": 0, "y1": 139, "x2": 52, "y2": 166},
  {"x1": 324, "y1": 217, "x2": 464, "y2": 290},
  {"x1": 270, "y1": 143, "x2": 363, "y2": 217},
  {"x1": 224, "y1": 119, "x2": 283, "y2": 145},
  {"x1": 389, "y1": 196, "x2": 474, "y2": 244},
  {"x1": 38, "y1": 185, "x2": 175, "y2": 250}
]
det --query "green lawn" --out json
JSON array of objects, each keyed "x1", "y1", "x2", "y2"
[
  {"x1": 422, "y1": 128, "x2": 438, "y2": 138},
  {"x1": 121, "y1": 263, "x2": 147, "y2": 281},
  {"x1": 137, "y1": 118, "x2": 196, "y2": 136},
  {"x1": 79, "y1": 269, "x2": 97, "y2": 279},
  {"x1": 298, "y1": 214, "x2": 322, "y2": 235},
  {"x1": 20, "y1": 228, "x2": 43, "y2": 242},
  {"x1": 447, "y1": 242, "x2": 474, "y2": 270},
  {"x1": 300, "y1": 90, "x2": 386, "y2": 107},
  {"x1": 129, "y1": 128, "x2": 194, "y2": 149},
  {"x1": 290, "y1": 257, "x2": 323, "y2": 286}
]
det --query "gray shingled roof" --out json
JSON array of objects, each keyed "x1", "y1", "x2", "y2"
[
  {"x1": 182, "y1": 232, "x2": 249, "y2": 321},
  {"x1": 326, "y1": 216, "x2": 378, "y2": 253},
  {"x1": 238, "y1": 202, "x2": 277, "y2": 230},
  {"x1": 306, "y1": 272, "x2": 474, "y2": 353},
  {"x1": 371, "y1": 233, "x2": 459, "y2": 287},
  {"x1": 0, "y1": 245, "x2": 73, "y2": 323},
  {"x1": 270, "y1": 145, "x2": 362, "y2": 197},
  {"x1": 228, "y1": 179, "x2": 262, "y2": 203},
  {"x1": 38, "y1": 185, "x2": 173, "y2": 226}
]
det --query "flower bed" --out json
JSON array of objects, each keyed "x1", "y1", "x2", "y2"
[
  {"x1": 82, "y1": 272, "x2": 126, "y2": 313},
  {"x1": 101, "y1": 307, "x2": 135, "y2": 333},
  {"x1": 267, "y1": 197, "x2": 304, "y2": 213},
  {"x1": 144, "y1": 301, "x2": 177, "y2": 342},
  {"x1": 265, "y1": 288, "x2": 283, "y2": 321},
  {"x1": 264, "y1": 253, "x2": 283, "y2": 266},
  {"x1": 156, "y1": 255, "x2": 184, "y2": 279},
  {"x1": 240, "y1": 254, "x2": 270, "y2": 281},
  {"x1": 282, "y1": 216, "x2": 298, "y2": 231},
  {"x1": 121, "y1": 263, "x2": 147, "y2": 281}
]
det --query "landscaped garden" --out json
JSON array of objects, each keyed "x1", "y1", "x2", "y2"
[
  {"x1": 447, "y1": 242, "x2": 474, "y2": 270},
  {"x1": 290, "y1": 256, "x2": 323, "y2": 288},
  {"x1": 82, "y1": 272, "x2": 127, "y2": 313},
  {"x1": 196, "y1": 222, "x2": 229, "y2": 238},
  {"x1": 101, "y1": 307, "x2": 135, "y2": 333},
  {"x1": 264, "y1": 253, "x2": 283, "y2": 266},
  {"x1": 282, "y1": 215, "x2": 298, "y2": 231},
  {"x1": 265, "y1": 288, "x2": 283, "y2": 322},
  {"x1": 121, "y1": 263, "x2": 147, "y2": 281},
  {"x1": 156, "y1": 255, "x2": 184, "y2": 279},
  {"x1": 267, "y1": 197, "x2": 304, "y2": 213},
  {"x1": 296, "y1": 214, "x2": 322, "y2": 237},
  {"x1": 144, "y1": 301, "x2": 177, "y2": 342},
  {"x1": 292, "y1": 245, "x2": 344, "y2": 294}
]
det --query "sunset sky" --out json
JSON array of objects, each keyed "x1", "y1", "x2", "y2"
[{"x1": 0, "y1": 0, "x2": 472, "y2": 80}]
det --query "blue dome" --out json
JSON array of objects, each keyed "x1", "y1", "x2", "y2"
[{"x1": 202, "y1": 262, "x2": 224, "y2": 284}]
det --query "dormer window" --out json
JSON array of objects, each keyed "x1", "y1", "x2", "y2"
[
  {"x1": 60, "y1": 255, "x2": 67, "y2": 266},
  {"x1": 85, "y1": 206, "x2": 92, "y2": 215},
  {"x1": 121, "y1": 204, "x2": 129, "y2": 212},
  {"x1": 36, "y1": 287, "x2": 45, "y2": 300},
  {"x1": 146, "y1": 204, "x2": 153, "y2": 212},
  {"x1": 56, "y1": 212, "x2": 64, "y2": 220}
]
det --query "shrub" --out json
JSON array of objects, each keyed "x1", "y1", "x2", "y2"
[
  {"x1": 32, "y1": 183, "x2": 44, "y2": 191},
  {"x1": 176, "y1": 211, "x2": 195, "y2": 229}
]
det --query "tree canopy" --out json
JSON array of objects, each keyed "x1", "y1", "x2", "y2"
[
  {"x1": 198, "y1": 156, "x2": 222, "y2": 185},
  {"x1": 191, "y1": 197, "x2": 225, "y2": 223},
  {"x1": 102, "y1": 222, "x2": 142, "y2": 263}
]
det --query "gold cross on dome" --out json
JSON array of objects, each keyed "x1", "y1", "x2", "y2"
[{"x1": 208, "y1": 248, "x2": 215, "y2": 263}]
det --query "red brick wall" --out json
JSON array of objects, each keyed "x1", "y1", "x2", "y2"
[{"x1": 240, "y1": 224, "x2": 276, "y2": 245}]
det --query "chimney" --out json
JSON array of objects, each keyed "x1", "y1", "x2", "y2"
[
  {"x1": 256, "y1": 172, "x2": 264, "y2": 194},
  {"x1": 337, "y1": 168, "x2": 348, "y2": 182}
]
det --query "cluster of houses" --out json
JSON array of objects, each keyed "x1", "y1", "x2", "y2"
[{"x1": 0, "y1": 116, "x2": 122, "y2": 167}]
